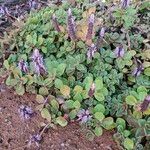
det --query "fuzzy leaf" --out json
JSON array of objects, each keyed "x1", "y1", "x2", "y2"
[
  {"x1": 94, "y1": 104, "x2": 105, "y2": 114},
  {"x1": 144, "y1": 68, "x2": 150, "y2": 76},
  {"x1": 55, "y1": 79, "x2": 63, "y2": 89},
  {"x1": 39, "y1": 87, "x2": 49, "y2": 96},
  {"x1": 94, "y1": 112, "x2": 105, "y2": 121},
  {"x1": 36, "y1": 95, "x2": 45, "y2": 103},
  {"x1": 124, "y1": 138, "x2": 134, "y2": 150},
  {"x1": 41, "y1": 108, "x2": 51, "y2": 122},
  {"x1": 56, "y1": 116, "x2": 68, "y2": 127},
  {"x1": 56, "y1": 63, "x2": 66, "y2": 76},
  {"x1": 94, "y1": 127, "x2": 103, "y2": 137},
  {"x1": 125, "y1": 95, "x2": 137, "y2": 106},
  {"x1": 60, "y1": 85, "x2": 70, "y2": 97}
]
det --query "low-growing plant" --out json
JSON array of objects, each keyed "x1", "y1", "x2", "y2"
[{"x1": 1, "y1": 0, "x2": 150, "y2": 149}]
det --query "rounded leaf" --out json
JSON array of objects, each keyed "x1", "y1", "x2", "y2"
[
  {"x1": 94, "y1": 127, "x2": 103, "y2": 137},
  {"x1": 41, "y1": 108, "x2": 51, "y2": 122},
  {"x1": 124, "y1": 138, "x2": 134, "y2": 150},
  {"x1": 93, "y1": 104, "x2": 105, "y2": 113},
  {"x1": 56, "y1": 116, "x2": 68, "y2": 127},
  {"x1": 60, "y1": 85, "x2": 70, "y2": 97},
  {"x1": 36, "y1": 95, "x2": 45, "y2": 103},
  {"x1": 125, "y1": 95, "x2": 137, "y2": 106},
  {"x1": 94, "y1": 112, "x2": 105, "y2": 121}
]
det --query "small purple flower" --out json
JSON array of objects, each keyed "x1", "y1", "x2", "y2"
[
  {"x1": 87, "y1": 44, "x2": 97, "y2": 59},
  {"x1": 99, "y1": 27, "x2": 105, "y2": 39},
  {"x1": 121, "y1": 0, "x2": 130, "y2": 9},
  {"x1": 77, "y1": 109, "x2": 92, "y2": 123},
  {"x1": 18, "y1": 59, "x2": 29, "y2": 73},
  {"x1": 0, "y1": 5, "x2": 9, "y2": 16},
  {"x1": 29, "y1": 0, "x2": 39, "y2": 10},
  {"x1": 67, "y1": 8, "x2": 76, "y2": 40},
  {"x1": 132, "y1": 60, "x2": 144, "y2": 77},
  {"x1": 86, "y1": 14, "x2": 95, "y2": 40},
  {"x1": 28, "y1": 134, "x2": 42, "y2": 147},
  {"x1": 140, "y1": 95, "x2": 150, "y2": 112},
  {"x1": 31, "y1": 48, "x2": 46, "y2": 76},
  {"x1": 52, "y1": 14, "x2": 61, "y2": 32},
  {"x1": 114, "y1": 46, "x2": 125, "y2": 58},
  {"x1": 18, "y1": 105, "x2": 34, "y2": 120},
  {"x1": 88, "y1": 83, "x2": 95, "y2": 97}
]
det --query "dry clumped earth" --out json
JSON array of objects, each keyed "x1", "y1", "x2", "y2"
[{"x1": 0, "y1": 78, "x2": 120, "y2": 150}]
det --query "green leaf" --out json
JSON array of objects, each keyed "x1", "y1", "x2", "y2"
[
  {"x1": 41, "y1": 108, "x2": 51, "y2": 122},
  {"x1": 116, "y1": 118, "x2": 126, "y2": 129},
  {"x1": 41, "y1": 46, "x2": 47, "y2": 54},
  {"x1": 15, "y1": 84, "x2": 25, "y2": 95},
  {"x1": 102, "y1": 117, "x2": 116, "y2": 130},
  {"x1": 56, "y1": 116, "x2": 68, "y2": 127},
  {"x1": 124, "y1": 138, "x2": 134, "y2": 150},
  {"x1": 123, "y1": 130, "x2": 131, "y2": 138},
  {"x1": 60, "y1": 85, "x2": 70, "y2": 97},
  {"x1": 94, "y1": 92, "x2": 105, "y2": 101},
  {"x1": 73, "y1": 100, "x2": 81, "y2": 109},
  {"x1": 54, "y1": 79, "x2": 63, "y2": 89},
  {"x1": 93, "y1": 104, "x2": 105, "y2": 113},
  {"x1": 94, "y1": 127, "x2": 103, "y2": 137},
  {"x1": 3, "y1": 60, "x2": 9, "y2": 70},
  {"x1": 56, "y1": 63, "x2": 66, "y2": 76},
  {"x1": 73, "y1": 85, "x2": 83, "y2": 94},
  {"x1": 39, "y1": 87, "x2": 49, "y2": 96},
  {"x1": 38, "y1": 36, "x2": 44, "y2": 45},
  {"x1": 137, "y1": 86, "x2": 147, "y2": 93},
  {"x1": 95, "y1": 77, "x2": 103, "y2": 90},
  {"x1": 69, "y1": 109, "x2": 77, "y2": 119},
  {"x1": 36, "y1": 95, "x2": 45, "y2": 103},
  {"x1": 64, "y1": 100, "x2": 74, "y2": 109},
  {"x1": 144, "y1": 68, "x2": 150, "y2": 76},
  {"x1": 50, "y1": 99, "x2": 59, "y2": 111},
  {"x1": 76, "y1": 64, "x2": 87, "y2": 73},
  {"x1": 125, "y1": 95, "x2": 137, "y2": 106},
  {"x1": 84, "y1": 76, "x2": 93, "y2": 91},
  {"x1": 94, "y1": 112, "x2": 105, "y2": 121},
  {"x1": 73, "y1": 93, "x2": 83, "y2": 102}
]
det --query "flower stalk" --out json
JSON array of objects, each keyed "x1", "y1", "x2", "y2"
[
  {"x1": 31, "y1": 48, "x2": 46, "y2": 76},
  {"x1": 52, "y1": 14, "x2": 61, "y2": 32},
  {"x1": 86, "y1": 14, "x2": 95, "y2": 40},
  {"x1": 77, "y1": 109, "x2": 92, "y2": 124},
  {"x1": 18, "y1": 59, "x2": 29, "y2": 73},
  {"x1": 67, "y1": 8, "x2": 76, "y2": 40},
  {"x1": 114, "y1": 45, "x2": 125, "y2": 58},
  {"x1": 87, "y1": 44, "x2": 97, "y2": 60}
]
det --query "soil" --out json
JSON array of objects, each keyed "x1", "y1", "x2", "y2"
[{"x1": 0, "y1": 77, "x2": 120, "y2": 150}]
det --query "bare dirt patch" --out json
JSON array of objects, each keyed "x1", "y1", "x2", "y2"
[{"x1": 0, "y1": 79, "x2": 119, "y2": 150}]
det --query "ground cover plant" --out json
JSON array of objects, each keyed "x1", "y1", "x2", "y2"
[{"x1": 1, "y1": 0, "x2": 150, "y2": 149}]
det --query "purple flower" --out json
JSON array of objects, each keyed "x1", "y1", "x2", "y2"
[
  {"x1": 77, "y1": 109, "x2": 92, "y2": 123},
  {"x1": 140, "y1": 95, "x2": 150, "y2": 112},
  {"x1": 0, "y1": 5, "x2": 9, "y2": 16},
  {"x1": 114, "y1": 46, "x2": 125, "y2": 58},
  {"x1": 18, "y1": 59, "x2": 29, "y2": 73},
  {"x1": 87, "y1": 44, "x2": 97, "y2": 59},
  {"x1": 86, "y1": 14, "x2": 95, "y2": 40},
  {"x1": 52, "y1": 14, "x2": 61, "y2": 32},
  {"x1": 29, "y1": 0, "x2": 39, "y2": 10},
  {"x1": 88, "y1": 83, "x2": 95, "y2": 97},
  {"x1": 99, "y1": 27, "x2": 105, "y2": 39},
  {"x1": 18, "y1": 105, "x2": 34, "y2": 120},
  {"x1": 132, "y1": 61, "x2": 144, "y2": 77},
  {"x1": 121, "y1": 0, "x2": 130, "y2": 9},
  {"x1": 31, "y1": 48, "x2": 46, "y2": 76},
  {"x1": 28, "y1": 134, "x2": 42, "y2": 147},
  {"x1": 67, "y1": 8, "x2": 76, "y2": 40}
]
